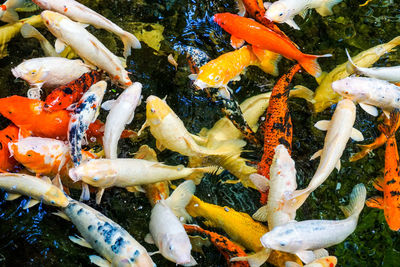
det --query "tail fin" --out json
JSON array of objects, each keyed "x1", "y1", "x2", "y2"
[
  {"x1": 206, "y1": 139, "x2": 246, "y2": 156},
  {"x1": 378, "y1": 109, "x2": 400, "y2": 138},
  {"x1": 20, "y1": 24, "x2": 42, "y2": 40},
  {"x1": 345, "y1": 48, "x2": 359, "y2": 75},
  {"x1": 299, "y1": 54, "x2": 332, "y2": 78},
  {"x1": 120, "y1": 31, "x2": 141, "y2": 58},
  {"x1": 339, "y1": 183, "x2": 366, "y2": 218},
  {"x1": 187, "y1": 166, "x2": 221, "y2": 184},
  {"x1": 165, "y1": 180, "x2": 196, "y2": 223}
]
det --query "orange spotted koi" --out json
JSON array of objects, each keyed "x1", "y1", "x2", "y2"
[
  {"x1": 183, "y1": 224, "x2": 250, "y2": 267},
  {"x1": 44, "y1": 70, "x2": 103, "y2": 112},
  {"x1": 366, "y1": 109, "x2": 400, "y2": 231},
  {"x1": 257, "y1": 64, "x2": 301, "y2": 204}
]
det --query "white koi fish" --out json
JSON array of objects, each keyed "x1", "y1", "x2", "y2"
[
  {"x1": 0, "y1": 0, "x2": 38, "y2": 23},
  {"x1": 265, "y1": 0, "x2": 343, "y2": 30},
  {"x1": 146, "y1": 180, "x2": 197, "y2": 266},
  {"x1": 68, "y1": 81, "x2": 106, "y2": 167},
  {"x1": 288, "y1": 99, "x2": 363, "y2": 208},
  {"x1": 102, "y1": 82, "x2": 142, "y2": 159},
  {"x1": 261, "y1": 184, "x2": 366, "y2": 264},
  {"x1": 41, "y1": 11, "x2": 132, "y2": 88},
  {"x1": 140, "y1": 95, "x2": 245, "y2": 157},
  {"x1": 332, "y1": 77, "x2": 400, "y2": 117},
  {"x1": 33, "y1": 0, "x2": 140, "y2": 58},
  {"x1": 0, "y1": 173, "x2": 69, "y2": 208},
  {"x1": 11, "y1": 57, "x2": 91, "y2": 98},
  {"x1": 346, "y1": 49, "x2": 400, "y2": 82},
  {"x1": 58, "y1": 198, "x2": 155, "y2": 267}
]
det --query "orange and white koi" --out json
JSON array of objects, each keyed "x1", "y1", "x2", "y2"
[{"x1": 0, "y1": 124, "x2": 20, "y2": 172}]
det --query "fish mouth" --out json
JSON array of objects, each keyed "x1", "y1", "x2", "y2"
[
  {"x1": 193, "y1": 79, "x2": 210, "y2": 90},
  {"x1": 11, "y1": 67, "x2": 22, "y2": 78}
]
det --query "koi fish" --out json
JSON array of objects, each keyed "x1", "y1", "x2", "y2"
[
  {"x1": 44, "y1": 70, "x2": 103, "y2": 112},
  {"x1": 0, "y1": 124, "x2": 20, "y2": 172},
  {"x1": 311, "y1": 36, "x2": 400, "y2": 112},
  {"x1": 0, "y1": 173, "x2": 69, "y2": 208},
  {"x1": 0, "y1": 0, "x2": 38, "y2": 23},
  {"x1": 33, "y1": 0, "x2": 141, "y2": 58},
  {"x1": 183, "y1": 224, "x2": 250, "y2": 267},
  {"x1": 332, "y1": 77, "x2": 400, "y2": 117},
  {"x1": 261, "y1": 184, "x2": 366, "y2": 264},
  {"x1": 257, "y1": 65, "x2": 300, "y2": 204},
  {"x1": 288, "y1": 99, "x2": 363, "y2": 208},
  {"x1": 265, "y1": 0, "x2": 343, "y2": 30},
  {"x1": 57, "y1": 198, "x2": 155, "y2": 267},
  {"x1": 366, "y1": 110, "x2": 400, "y2": 231},
  {"x1": 12, "y1": 57, "x2": 92, "y2": 92},
  {"x1": 41, "y1": 11, "x2": 132, "y2": 87},
  {"x1": 102, "y1": 82, "x2": 142, "y2": 159},
  {"x1": 140, "y1": 95, "x2": 245, "y2": 157},
  {"x1": 186, "y1": 196, "x2": 302, "y2": 267},
  {"x1": 346, "y1": 49, "x2": 400, "y2": 82},
  {"x1": 213, "y1": 13, "x2": 331, "y2": 77},
  {"x1": 0, "y1": 15, "x2": 43, "y2": 59},
  {"x1": 191, "y1": 45, "x2": 281, "y2": 98},
  {"x1": 68, "y1": 81, "x2": 106, "y2": 166},
  {"x1": 146, "y1": 181, "x2": 197, "y2": 265}
]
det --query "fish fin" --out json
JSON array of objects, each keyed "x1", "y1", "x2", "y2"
[
  {"x1": 264, "y1": 2, "x2": 272, "y2": 9},
  {"x1": 55, "y1": 39, "x2": 66, "y2": 54},
  {"x1": 383, "y1": 110, "x2": 391, "y2": 119},
  {"x1": 249, "y1": 173, "x2": 269, "y2": 192},
  {"x1": 189, "y1": 134, "x2": 208, "y2": 146},
  {"x1": 231, "y1": 75, "x2": 241, "y2": 82},
  {"x1": 118, "y1": 57, "x2": 127, "y2": 68},
  {"x1": 345, "y1": 48, "x2": 359, "y2": 75},
  {"x1": 23, "y1": 199, "x2": 40, "y2": 209},
  {"x1": 290, "y1": 86, "x2": 315, "y2": 104},
  {"x1": 231, "y1": 248, "x2": 271, "y2": 267},
  {"x1": 77, "y1": 22, "x2": 90, "y2": 29},
  {"x1": 203, "y1": 138, "x2": 246, "y2": 156},
  {"x1": 156, "y1": 140, "x2": 165, "y2": 152},
  {"x1": 285, "y1": 18, "x2": 300, "y2": 30},
  {"x1": 95, "y1": 188, "x2": 105, "y2": 205},
  {"x1": 40, "y1": 176, "x2": 52, "y2": 184},
  {"x1": 335, "y1": 160, "x2": 341, "y2": 171},
  {"x1": 230, "y1": 35, "x2": 245, "y2": 49},
  {"x1": 188, "y1": 74, "x2": 198, "y2": 80},
  {"x1": 52, "y1": 174, "x2": 64, "y2": 191},
  {"x1": 101, "y1": 100, "x2": 116, "y2": 111},
  {"x1": 20, "y1": 24, "x2": 41, "y2": 39},
  {"x1": 80, "y1": 183, "x2": 91, "y2": 201},
  {"x1": 316, "y1": 72, "x2": 328, "y2": 85},
  {"x1": 285, "y1": 262, "x2": 302, "y2": 267},
  {"x1": 315, "y1": 0, "x2": 342, "y2": 16},
  {"x1": 339, "y1": 183, "x2": 366, "y2": 218},
  {"x1": 372, "y1": 176, "x2": 384, "y2": 191},
  {"x1": 296, "y1": 250, "x2": 315, "y2": 264},
  {"x1": 252, "y1": 205, "x2": 268, "y2": 222},
  {"x1": 365, "y1": 196, "x2": 384, "y2": 209},
  {"x1": 144, "y1": 233, "x2": 155, "y2": 244},
  {"x1": 69, "y1": 235, "x2": 92, "y2": 249},
  {"x1": 236, "y1": 0, "x2": 246, "y2": 16},
  {"x1": 188, "y1": 235, "x2": 212, "y2": 254},
  {"x1": 252, "y1": 46, "x2": 281, "y2": 76},
  {"x1": 137, "y1": 120, "x2": 149, "y2": 136},
  {"x1": 218, "y1": 87, "x2": 232, "y2": 99},
  {"x1": 349, "y1": 143, "x2": 375, "y2": 162},
  {"x1": 314, "y1": 120, "x2": 330, "y2": 131},
  {"x1": 285, "y1": 189, "x2": 311, "y2": 210},
  {"x1": 2, "y1": 9, "x2": 19, "y2": 23},
  {"x1": 351, "y1": 128, "x2": 364, "y2": 141},
  {"x1": 310, "y1": 149, "x2": 322, "y2": 160},
  {"x1": 165, "y1": 180, "x2": 196, "y2": 223},
  {"x1": 379, "y1": 109, "x2": 400, "y2": 137},
  {"x1": 120, "y1": 31, "x2": 141, "y2": 58},
  {"x1": 5, "y1": 193, "x2": 21, "y2": 201},
  {"x1": 53, "y1": 211, "x2": 71, "y2": 221},
  {"x1": 182, "y1": 256, "x2": 197, "y2": 266},
  {"x1": 299, "y1": 54, "x2": 332, "y2": 78},
  {"x1": 313, "y1": 248, "x2": 329, "y2": 259},
  {"x1": 359, "y1": 103, "x2": 378, "y2": 117},
  {"x1": 89, "y1": 255, "x2": 111, "y2": 267},
  {"x1": 203, "y1": 220, "x2": 217, "y2": 228},
  {"x1": 299, "y1": 8, "x2": 309, "y2": 19}
]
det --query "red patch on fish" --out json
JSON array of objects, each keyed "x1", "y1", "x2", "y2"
[{"x1": 0, "y1": 5, "x2": 6, "y2": 11}]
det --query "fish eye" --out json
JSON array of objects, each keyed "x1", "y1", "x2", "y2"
[
  {"x1": 214, "y1": 76, "x2": 220, "y2": 81},
  {"x1": 280, "y1": 242, "x2": 286, "y2": 247},
  {"x1": 344, "y1": 91, "x2": 349, "y2": 95},
  {"x1": 279, "y1": 13, "x2": 284, "y2": 16},
  {"x1": 31, "y1": 70, "x2": 36, "y2": 75},
  {"x1": 169, "y1": 245, "x2": 174, "y2": 251},
  {"x1": 150, "y1": 108, "x2": 155, "y2": 113}
]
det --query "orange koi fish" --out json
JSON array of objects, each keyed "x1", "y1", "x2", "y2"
[
  {"x1": 44, "y1": 70, "x2": 103, "y2": 112},
  {"x1": 366, "y1": 109, "x2": 400, "y2": 231},
  {"x1": 257, "y1": 64, "x2": 301, "y2": 204},
  {"x1": 0, "y1": 124, "x2": 20, "y2": 172},
  {"x1": 183, "y1": 224, "x2": 250, "y2": 267},
  {"x1": 213, "y1": 13, "x2": 330, "y2": 77}
]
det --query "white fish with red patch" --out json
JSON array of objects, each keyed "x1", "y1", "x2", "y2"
[
  {"x1": 33, "y1": 0, "x2": 140, "y2": 58},
  {"x1": 68, "y1": 81, "x2": 106, "y2": 168},
  {"x1": 0, "y1": 0, "x2": 38, "y2": 23},
  {"x1": 41, "y1": 11, "x2": 132, "y2": 88},
  {"x1": 102, "y1": 82, "x2": 142, "y2": 159},
  {"x1": 145, "y1": 180, "x2": 197, "y2": 266}
]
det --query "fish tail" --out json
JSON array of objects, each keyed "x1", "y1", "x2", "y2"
[
  {"x1": 165, "y1": 180, "x2": 196, "y2": 223},
  {"x1": 206, "y1": 139, "x2": 247, "y2": 156},
  {"x1": 378, "y1": 109, "x2": 400, "y2": 138},
  {"x1": 349, "y1": 144, "x2": 374, "y2": 162},
  {"x1": 187, "y1": 165, "x2": 221, "y2": 184},
  {"x1": 299, "y1": 53, "x2": 332, "y2": 78},
  {"x1": 20, "y1": 23, "x2": 43, "y2": 40},
  {"x1": 339, "y1": 183, "x2": 366, "y2": 218},
  {"x1": 120, "y1": 31, "x2": 141, "y2": 58}
]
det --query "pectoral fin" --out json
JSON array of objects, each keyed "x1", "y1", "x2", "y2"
[
  {"x1": 365, "y1": 196, "x2": 384, "y2": 209},
  {"x1": 315, "y1": 0, "x2": 342, "y2": 16},
  {"x1": 299, "y1": 9, "x2": 309, "y2": 19},
  {"x1": 310, "y1": 149, "x2": 322, "y2": 160},
  {"x1": 285, "y1": 18, "x2": 300, "y2": 30},
  {"x1": 313, "y1": 248, "x2": 329, "y2": 259},
  {"x1": 314, "y1": 120, "x2": 330, "y2": 131},
  {"x1": 252, "y1": 205, "x2": 268, "y2": 222},
  {"x1": 230, "y1": 35, "x2": 245, "y2": 49},
  {"x1": 89, "y1": 255, "x2": 111, "y2": 267},
  {"x1": 53, "y1": 211, "x2": 70, "y2": 221},
  {"x1": 249, "y1": 173, "x2": 269, "y2": 192},
  {"x1": 296, "y1": 250, "x2": 316, "y2": 264},
  {"x1": 137, "y1": 120, "x2": 149, "y2": 136},
  {"x1": 5, "y1": 193, "x2": 21, "y2": 201},
  {"x1": 2, "y1": 9, "x2": 19, "y2": 23},
  {"x1": 351, "y1": 128, "x2": 364, "y2": 141},
  {"x1": 335, "y1": 160, "x2": 341, "y2": 171},
  {"x1": 80, "y1": 183, "x2": 91, "y2": 201},
  {"x1": 156, "y1": 140, "x2": 165, "y2": 152},
  {"x1": 231, "y1": 248, "x2": 271, "y2": 267},
  {"x1": 55, "y1": 39, "x2": 67, "y2": 54},
  {"x1": 188, "y1": 74, "x2": 198, "y2": 81},
  {"x1": 359, "y1": 103, "x2": 378, "y2": 117},
  {"x1": 69, "y1": 235, "x2": 92, "y2": 249},
  {"x1": 95, "y1": 188, "x2": 105, "y2": 205},
  {"x1": 218, "y1": 87, "x2": 232, "y2": 99},
  {"x1": 23, "y1": 199, "x2": 40, "y2": 209},
  {"x1": 372, "y1": 176, "x2": 384, "y2": 191},
  {"x1": 101, "y1": 100, "x2": 116, "y2": 111},
  {"x1": 144, "y1": 233, "x2": 155, "y2": 244}
]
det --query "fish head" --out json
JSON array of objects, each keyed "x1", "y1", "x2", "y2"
[
  {"x1": 44, "y1": 186, "x2": 69, "y2": 207},
  {"x1": 145, "y1": 95, "x2": 172, "y2": 125},
  {"x1": 265, "y1": 2, "x2": 291, "y2": 23},
  {"x1": 32, "y1": 0, "x2": 51, "y2": 9},
  {"x1": 41, "y1": 10, "x2": 65, "y2": 36},
  {"x1": 212, "y1": 13, "x2": 236, "y2": 34},
  {"x1": 12, "y1": 63, "x2": 48, "y2": 87},
  {"x1": 0, "y1": 96, "x2": 42, "y2": 123},
  {"x1": 331, "y1": 78, "x2": 370, "y2": 102},
  {"x1": 68, "y1": 161, "x2": 117, "y2": 187},
  {"x1": 194, "y1": 65, "x2": 225, "y2": 89},
  {"x1": 260, "y1": 223, "x2": 300, "y2": 252},
  {"x1": 160, "y1": 233, "x2": 192, "y2": 265}
]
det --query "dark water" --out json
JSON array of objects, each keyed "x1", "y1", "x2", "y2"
[{"x1": 0, "y1": 0, "x2": 399, "y2": 266}]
